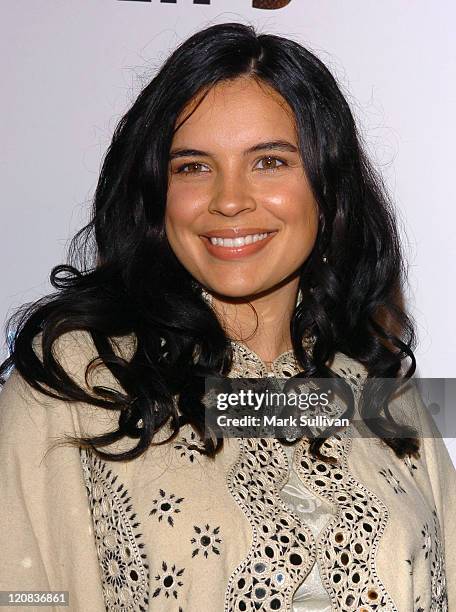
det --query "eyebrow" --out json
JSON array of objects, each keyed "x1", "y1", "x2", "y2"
[{"x1": 169, "y1": 140, "x2": 299, "y2": 160}]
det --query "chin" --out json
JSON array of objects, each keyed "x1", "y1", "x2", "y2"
[{"x1": 209, "y1": 283, "x2": 269, "y2": 300}]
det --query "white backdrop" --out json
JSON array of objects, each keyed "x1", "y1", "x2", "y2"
[{"x1": 1, "y1": 0, "x2": 455, "y2": 458}]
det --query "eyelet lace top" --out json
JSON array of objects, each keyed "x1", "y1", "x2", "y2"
[{"x1": 2, "y1": 329, "x2": 452, "y2": 612}]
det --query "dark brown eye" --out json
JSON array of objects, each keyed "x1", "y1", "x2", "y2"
[
  {"x1": 256, "y1": 156, "x2": 285, "y2": 170},
  {"x1": 178, "y1": 162, "x2": 209, "y2": 174}
]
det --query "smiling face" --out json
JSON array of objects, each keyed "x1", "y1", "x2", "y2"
[{"x1": 165, "y1": 77, "x2": 319, "y2": 299}]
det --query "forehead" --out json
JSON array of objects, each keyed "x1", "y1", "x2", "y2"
[{"x1": 172, "y1": 77, "x2": 298, "y2": 148}]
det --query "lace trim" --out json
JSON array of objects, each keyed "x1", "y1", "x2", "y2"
[
  {"x1": 294, "y1": 430, "x2": 397, "y2": 611},
  {"x1": 225, "y1": 347, "x2": 399, "y2": 611},
  {"x1": 80, "y1": 448, "x2": 150, "y2": 612},
  {"x1": 224, "y1": 437, "x2": 316, "y2": 611},
  {"x1": 229, "y1": 337, "x2": 315, "y2": 378},
  {"x1": 430, "y1": 509, "x2": 448, "y2": 611},
  {"x1": 229, "y1": 341, "x2": 275, "y2": 378}
]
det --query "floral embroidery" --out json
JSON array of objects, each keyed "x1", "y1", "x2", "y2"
[
  {"x1": 80, "y1": 448, "x2": 150, "y2": 612},
  {"x1": 379, "y1": 467, "x2": 407, "y2": 494},
  {"x1": 174, "y1": 430, "x2": 205, "y2": 463},
  {"x1": 191, "y1": 524, "x2": 222, "y2": 558},
  {"x1": 152, "y1": 560, "x2": 185, "y2": 600},
  {"x1": 406, "y1": 508, "x2": 448, "y2": 611},
  {"x1": 149, "y1": 489, "x2": 184, "y2": 527}
]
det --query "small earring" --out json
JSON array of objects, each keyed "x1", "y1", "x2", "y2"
[
  {"x1": 201, "y1": 287, "x2": 213, "y2": 307},
  {"x1": 322, "y1": 255, "x2": 328, "y2": 263},
  {"x1": 296, "y1": 288, "x2": 303, "y2": 306}
]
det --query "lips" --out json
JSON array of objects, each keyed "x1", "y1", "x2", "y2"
[
  {"x1": 200, "y1": 229, "x2": 278, "y2": 261},
  {"x1": 202, "y1": 227, "x2": 278, "y2": 239}
]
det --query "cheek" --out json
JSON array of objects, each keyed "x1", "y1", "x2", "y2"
[
  {"x1": 165, "y1": 186, "x2": 202, "y2": 234},
  {"x1": 264, "y1": 182, "x2": 318, "y2": 230},
  {"x1": 295, "y1": 198, "x2": 319, "y2": 232}
]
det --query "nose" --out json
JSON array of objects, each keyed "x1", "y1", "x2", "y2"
[{"x1": 208, "y1": 171, "x2": 256, "y2": 217}]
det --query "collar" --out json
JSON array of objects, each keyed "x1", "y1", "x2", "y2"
[{"x1": 229, "y1": 339, "x2": 313, "y2": 378}]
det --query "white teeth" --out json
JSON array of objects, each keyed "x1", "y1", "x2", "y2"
[{"x1": 209, "y1": 232, "x2": 270, "y2": 247}]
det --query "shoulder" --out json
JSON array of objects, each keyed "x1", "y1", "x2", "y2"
[
  {"x1": 0, "y1": 330, "x2": 136, "y2": 441},
  {"x1": 331, "y1": 351, "x2": 367, "y2": 375},
  {"x1": 330, "y1": 351, "x2": 368, "y2": 395},
  {"x1": 330, "y1": 352, "x2": 434, "y2": 434},
  {"x1": 38, "y1": 328, "x2": 137, "y2": 365},
  {"x1": 30, "y1": 329, "x2": 137, "y2": 389}
]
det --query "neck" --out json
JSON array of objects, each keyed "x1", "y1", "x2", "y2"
[{"x1": 210, "y1": 277, "x2": 300, "y2": 363}]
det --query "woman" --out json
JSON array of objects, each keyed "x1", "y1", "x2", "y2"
[{"x1": 0, "y1": 22, "x2": 454, "y2": 612}]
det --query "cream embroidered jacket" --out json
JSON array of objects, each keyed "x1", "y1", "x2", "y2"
[{"x1": 0, "y1": 331, "x2": 455, "y2": 612}]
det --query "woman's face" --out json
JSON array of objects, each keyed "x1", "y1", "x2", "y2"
[{"x1": 165, "y1": 77, "x2": 319, "y2": 299}]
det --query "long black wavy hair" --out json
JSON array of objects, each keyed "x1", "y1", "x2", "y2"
[{"x1": 0, "y1": 22, "x2": 420, "y2": 462}]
